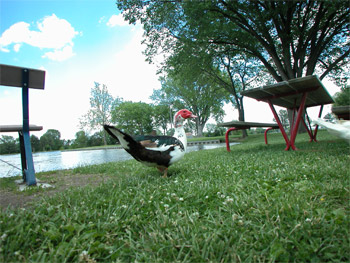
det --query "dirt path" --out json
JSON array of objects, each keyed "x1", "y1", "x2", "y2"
[{"x1": 0, "y1": 172, "x2": 112, "y2": 210}]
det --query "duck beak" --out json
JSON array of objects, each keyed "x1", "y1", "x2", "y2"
[{"x1": 190, "y1": 113, "x2": 197, "y2": 118}]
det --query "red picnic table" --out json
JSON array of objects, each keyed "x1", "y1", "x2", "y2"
[{"x1": 241, "y1": 75, "x2": 334, "y2": 151}]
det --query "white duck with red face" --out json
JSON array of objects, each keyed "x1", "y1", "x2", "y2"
[
  {"x1": 104, "y1": 109, "x2": 197, "y2": 177},
  {"x1": 173, "y1": 109, "x2": 197, "y2": 150}
]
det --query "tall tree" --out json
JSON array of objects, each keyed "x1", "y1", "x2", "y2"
[
  {"x1": 333, "y1": 86, "x2": 350, "y2": 107},
  {"x1": 72, "y1": 131, "x2": 89, "y2": 149},
  {"x1": 273, "y1": 109, "x2": 290, "y2": 131},
  {"x1": 117, "y1": 0, "x2": 350, "y2": 132},
  {"x1": 152, "y1": 75, "x2": 226, "y2": 137},
  {"x1": 40, "y1": 129, "x2": 62, "y2": 151},
  {"x1": 80, "y1": 82, "x2": 116, "y2": 145},
  {"x1": 30, "y1": 135, "x2": 41, "y2": 152},
  {"x1": 0, "y1": 135, "x2": 19, "y2": 154},
  {"x1": 152, "y1": 104, "x2": 172, "y2": 135},
  {"x1": 118, "y1": 0, "x2": 349, "y2": 82},
  {"x1": 211, "y1": 1, "x2": 350, "y2": 81},
  {"x1": 111, "y1": 101, "x2": 154, "y2": 135},
  {"x1": 88, "y1": 131, "x2": 105, "y2": 147},
  {"x1": 165, "y1": 41, "x2": 269, "y2": 137}
]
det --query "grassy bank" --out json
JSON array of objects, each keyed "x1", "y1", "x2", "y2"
[{"x1": 1, "y1": 131, "x2": 349, "y2": 262}]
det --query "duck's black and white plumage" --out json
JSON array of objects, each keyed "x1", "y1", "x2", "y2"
[{"x1": 104, "y1": 109, "x2": 197, "y2": 177}]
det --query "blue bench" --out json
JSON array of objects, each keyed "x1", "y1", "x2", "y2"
[{"x1": 0, "y1": 64, "x2": 45, "y2": 185}]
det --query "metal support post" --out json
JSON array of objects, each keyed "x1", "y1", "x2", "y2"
[
  {"x1": 313, "y1": 105, "x2": 324, "y2": 141},
  {"x1": 22, "y1": 69, "x2": 36, "y2": 186},
  {"x1": 267, "y1": 100, "x2": 291, "y2": 150},
  {"x1": 289, "y1": 92, "x2": 308, "y2": 150}
]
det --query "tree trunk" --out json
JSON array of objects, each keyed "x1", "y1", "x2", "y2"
[
  {"x1": 102, "y1": 129, "x2": 107, "y2": 146},
  {"x1": 197, "y1": 123, "x2": 204, "y2": 137},
  {"x1": 237, "y1": 99, "x2": 248, "y2": 138},
  {"x1": 287, "y1": 109, "x2": 307, "y2": 134}
]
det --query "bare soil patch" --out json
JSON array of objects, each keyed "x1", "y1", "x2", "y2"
[{"x1": 0, "y1": 172, "x2": 112, "y2": 210}]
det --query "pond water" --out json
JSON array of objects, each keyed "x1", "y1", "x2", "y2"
[{"x1": 0, "y1": 143, "x2": 238, "y2": 178}]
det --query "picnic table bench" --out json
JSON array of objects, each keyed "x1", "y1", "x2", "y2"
[
  {"x1": 0, "y1": 64, "x2": 45, "y2": 185},
  {"x1": 217, "y1": 121, "x2": 279, "y2": 151}
]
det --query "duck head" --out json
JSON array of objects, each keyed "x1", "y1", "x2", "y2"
[{"x1": 174, "y1": 109, "x2": 197, "y2": 127}]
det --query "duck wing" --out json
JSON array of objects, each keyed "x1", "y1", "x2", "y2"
[
  {"x1": 133, "y1": 134, "x2": 184, "y2": 149},
  {"x1": 104, "y1": 125, "x2": 184, "y2": 167}
]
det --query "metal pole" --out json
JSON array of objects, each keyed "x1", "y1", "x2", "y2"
[
  {"x1": 267, "y1": 100, "x2": 291, "y2": 150},
  {"x1": 22, "y1": 69, "x2": 36, "y2": 185}
]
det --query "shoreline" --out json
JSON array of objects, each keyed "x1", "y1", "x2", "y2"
[{"x1": 62, "y1": 139, "x2": 223, "y2": 152}]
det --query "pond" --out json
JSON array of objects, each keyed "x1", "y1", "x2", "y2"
[{"x1": 0, "y1": 142, "x2": 238, "y2": 178}]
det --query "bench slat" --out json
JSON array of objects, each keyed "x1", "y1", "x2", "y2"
[
  {"x1": 0, "y1": 64, "x2": 45, "y2": 90},
  {"x1": 218, "y1": 121, "x2": 279, "y2": 128},
  {"x1": 0, "y1": 125, "x2": 43, "y2": 133}
]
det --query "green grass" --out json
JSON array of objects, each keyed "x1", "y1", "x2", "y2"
[{"x1": 1, "y1": 131, "x2": 349, "y2": 262}]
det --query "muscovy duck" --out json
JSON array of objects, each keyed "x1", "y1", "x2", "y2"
[
  {"x1": 312, "y1": 118, "x2": 350, "y2": 143},
  {"x1": 104, "y1": 109, "x2": 197, "y2": 177}
]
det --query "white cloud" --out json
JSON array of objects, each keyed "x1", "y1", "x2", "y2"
[
  {"x1": 106, "y1": 14, "x2": 129, "y2": 27},
  {"x1": 0, "y1": 22, "x2": 30, "y2": 46},
  {"x1": 0, "y1": 46, "x2": 10, "y2": 52},
  {"x1": 0, "y1": 14, "x2": 79, "y2": 61},
  {"x1": 92, "y1": 28, "x2": 161, "y2": 103},
  {"x1": 42, "y1": 45, "x2": 75, "y2": 61},
  {"x1": 0, "y1": 26, "x2": 160, "y2": 139}
]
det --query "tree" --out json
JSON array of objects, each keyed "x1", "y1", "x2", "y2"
[
  {"x1": 40, "y1": 129, "x2": 62, "y2": 151},
  {"x1": 118, "y1": 0, "x2": 349, "y2": 82},
  {"x1": 205, "y1": 123, "x2": 226, "y2": 137},
  {"x1": 151, "y1": 75, "x2": 226, "y2": 137},
  {"x1": 209, "y1": 1, "x2": 349, "y2": 81},
  {"x1": 117, "y1": 0, "x2": 350, "y2": 132},
  {"x1": 165, "y1": 41, "x2": 269, "y2": 137},
  {"x1": 152, "y1": 104, "x2": 172, "y2": 135},
  {"x1": 62, "y1": 139, "x2": 72, "y2": 149},
  {"x1": 30, "y1": 135, "x2": 41, "y2": 152},
  {"x1": 333, "y1": 85, "x2": 350, "y2": 107},
  {"x1": 0, "y1": 135, "x2": 19, "y2": 154},
  {"x1": 88, "y1": 131, "x2": 104, "y2": 147},
  {"x1": 72, "y1": 131, "x2": 89, "y2": 149},
  {"x1": 273, "y1": 109, "x2": 290, "y2": 131},
  {"x1": 111, "y1": 101, "x2": 154, "y2": 135},
  {"x1": 80, "y1": 82, "x2": 116, "y2": 145}
]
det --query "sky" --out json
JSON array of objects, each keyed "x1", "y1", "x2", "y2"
[{"x1": 0, "y1": 0, "x2": 341, "y2": 140}]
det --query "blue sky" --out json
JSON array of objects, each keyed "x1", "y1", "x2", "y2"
[
  {"x1": 0, "y1": 0, "x2": 163, "y2": 139},
  {"x1": 0, "y1": 0, "x2": 160, "y2": 139},
  {"x1": 0, "y1": 0, "x2": 340, "y2": 140}
]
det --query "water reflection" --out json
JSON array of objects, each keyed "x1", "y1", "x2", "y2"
[{"x1": 0, "y1": 142, "x2": 238, "y2": 178}]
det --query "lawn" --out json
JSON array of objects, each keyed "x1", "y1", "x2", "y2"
[{"x1": 0, "y1": 131, "x2": 349, "y2": 262}]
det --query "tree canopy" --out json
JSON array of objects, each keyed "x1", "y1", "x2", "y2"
[
  {"x1": 39, "y1": 129, "x2": 63, "y2": 151},
  {"x1": 118, "y1": 0, "x2": 349, "y2": 83},
  {"x1": 333, "y1": 86, "x2": 350, "y2": 107},
  {"x1": 151, "y1": 75, "x2": 226, "y2": 137},
  {"x1": 117, "y1": 0, "x2": 349, "y2": 135},
  {"x1": 111, "y1": 101, "x2": 154, "y2": 135}
]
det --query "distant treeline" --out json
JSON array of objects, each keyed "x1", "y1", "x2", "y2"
[
  {"x1": 0, "y1": 125, "x2": 229, "y2": 155},
  {"x1": 0, "y1": 129, "x2": 114, "y2": 155}
]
